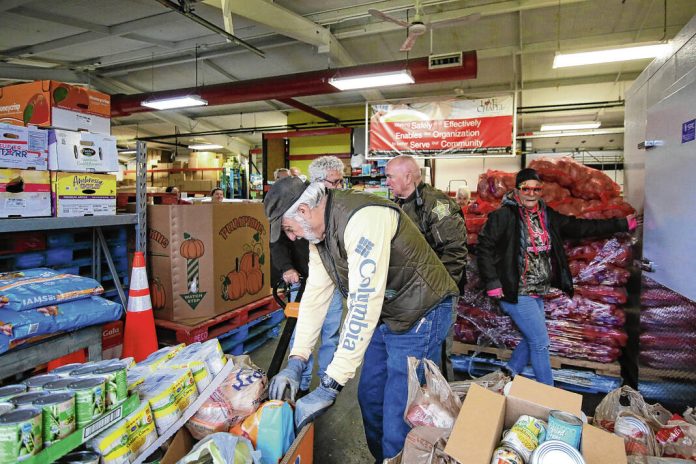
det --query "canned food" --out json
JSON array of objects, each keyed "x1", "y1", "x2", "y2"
[
  {"x1": 10, "y1": 392, "x2": 49, "y2": 409},
  {"x1": 57, "y1": 450, "x2": 100, "y2": 463},
  {"x1": 501, "y1": 415, "x2": 547, "y2": 461},
  {"x1": 50, "y1": 363, "x2": 88, "y2": 377},
  {"x1": 23, "y1": 374, "x2": 62, "y2": 391},
  {"x1": 94, "y1": 365, "x2": 128, "y2": 409},
  {"x1": 529, "y1": 440, "x2": 585, "y2": 464},
  {"x1": 0, "y1": 385, "x2": 26, "y2": 402},
  {"x1": 68, "y1": 378, "x2": 106, "y2": 428},
  {"x1": 33, "y1": 392, "x2": 76, "y2": 446},
  {"x1": 43, "y1": 378, "x2": 76, "y2": 392},
  {"x1": 491, "y1": 445, "x2": 524, "y2": 464},
  {"x1": 0, "y1": 403, "x2": 14, "y2": 416},
  {"x1": 69, "y1": 365, "x2": 102, "y2": 377},
  {"x1": 0, "y1": 407, "x2": 43, "y2": 461},
  {"x1": 547, "y1": 410, "x2": 583, "y2": 449}
]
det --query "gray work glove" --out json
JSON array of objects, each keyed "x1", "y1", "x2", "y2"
[
  {"x1": 294, "y1": 375, "x2": 342, "y2": 430},
  {"x1": 269, "y1": 357, "x2": 307, "y2": 401}
]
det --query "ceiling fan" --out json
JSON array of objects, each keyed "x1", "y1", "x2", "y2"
[{"x1": 368, "y1": 0, "x2": 481, "y2": 52}]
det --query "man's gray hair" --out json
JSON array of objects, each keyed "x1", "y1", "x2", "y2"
[
  {"x1": 309, "y1": 156, "x2": 345, "y2": 182},
  {"x1": 274, "y1": 168, "x2": 290, "y2": 180},
  {"x1": 283, "y1": 182, "x2": 327, "y2": 219}
]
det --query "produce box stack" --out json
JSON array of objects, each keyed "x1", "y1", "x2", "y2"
[
  {"x1": 638, "y1": 275, "x2": 696, "y2": 407},
  {"x1": 0, "y1": 80, "x2": 118, "y2": 217},
  {"x1": 0, "y1": 268, "x2": 123, "y2": 355},
  {"x1": 455, "y1": 158, "x2": 634, "y2": 386}
]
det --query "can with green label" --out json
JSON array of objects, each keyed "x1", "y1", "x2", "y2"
[
  {"x1": 68, "y1": 378, "x2": 106, "y2": 428},
  {"x1": 0, "y1": 403, "x2": 13, "y2": 416},
  {"x1": 94, "y1": 365, "x2": 128, "y2": 409},
  {"x1": 69, "y1": 365, "x2": 101, "y2": 377},
  {"x1": 0, "y1": 385, "x2": 26, "y2": 402},
  {"x1": 10, "y1": 392, "x2": 49, "y2": 409},
  {"x1": 50, "y1": 363, "x2": 87, "y2": 377},
  {"x1": 23, "y1": 374, "x2": 62, "y2": 392},
  {"x1": 33, "y1": 392, "x2": 76, "y2": 447},
  {"x1": 43, "y1": 378, "x2": 76, "y2": 392},
  {"x1": 0, "y1": 407, "x2": 43, "y2": 461}
]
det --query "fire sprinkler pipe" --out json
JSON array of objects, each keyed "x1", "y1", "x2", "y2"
[{"x1": 110, "y1": 52, "x2": 477, "y2": 117}]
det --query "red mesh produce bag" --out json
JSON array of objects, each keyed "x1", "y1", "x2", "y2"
[
  {"x1": 640, "y1": 349, "x2": 696, "y2": 370},
  {"x1": 540, "y1": 182, "x2": 571, "y2": 203},
  {"x1": 640, "y1": 332, "x2": 696, "y2": 351},
  {"x1": 640, "y1": 305, "x2": 696, "y2": 331},
  {"x1": 477, "y1": 170, "x2": 516, "y2": 202},
  {"x1": 466, "y1": 199, "x2": 498, "y2": 216},
  {"x1": 575, "y1": 285, "x2": 628, "y2": 304},
  {"x1": 464, "y1": 215, "x2": 487, "y2": 235}
]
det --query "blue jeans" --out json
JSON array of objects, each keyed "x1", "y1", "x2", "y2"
[
  {"x1": 357, "y1": 298, "x2": 453, "y2": 462},
  {"x1": 289, "y1": 288, "x2": 343, "y2": 390},
  {"x1": 499, "y1": 296, "x2": 554, "y2": 386}
]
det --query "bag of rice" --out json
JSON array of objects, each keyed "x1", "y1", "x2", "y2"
[{"x1": 0, "y1": 268, "x2": 103, "y2": 311}]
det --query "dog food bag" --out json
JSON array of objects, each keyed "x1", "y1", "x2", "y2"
[{"x1": 0, "y1": 268, "x2": 103, "y2": 311}]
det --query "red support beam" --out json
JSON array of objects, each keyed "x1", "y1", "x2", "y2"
[
  {"x1": 263, "y1": 127, "x2": 351, "y2": 139},
  {"x1": 277, "y1": 98, "x2": 341, "y2": 124}
]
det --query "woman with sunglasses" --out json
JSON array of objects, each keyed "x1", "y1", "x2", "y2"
[{"x1": 477, "y1": 168, "x2": 638, "y2": 385}]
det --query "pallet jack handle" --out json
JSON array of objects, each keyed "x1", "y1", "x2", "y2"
[{"x1": 267, "y1": 278, "x2": 303, "y2": 378}]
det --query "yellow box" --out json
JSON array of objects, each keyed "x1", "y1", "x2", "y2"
[{"x1": 51, "y1": 171, "x2": 117, "y2": 217}]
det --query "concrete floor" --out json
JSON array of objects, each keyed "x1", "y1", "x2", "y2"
[{"x1": 251, "y1": 320, "x2": 374, "y2": 464}]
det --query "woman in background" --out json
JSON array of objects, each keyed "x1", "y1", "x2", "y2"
[{"x1": 210, "y1": 187, "x2": 224, "y2": 203}]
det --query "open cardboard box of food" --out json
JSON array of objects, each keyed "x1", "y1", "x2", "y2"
[
  {"x1": 444, "y1": 376, "x2": 627, "y2": 464},
  {"x1": 160, "y1": 423, "x2": 314, "y2": 464}
]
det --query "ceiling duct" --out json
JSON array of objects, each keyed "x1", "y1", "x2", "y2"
[{"x1": 110, "y1": 52, "x2": 477, "y2": 117}]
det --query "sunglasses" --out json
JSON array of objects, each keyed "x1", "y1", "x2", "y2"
[
  {"x1": 323, "y1": 178, "x2": 343, "y2": 187},
  {"x1": 519, "y1": 186, "x2": 543, "y2": 194}
]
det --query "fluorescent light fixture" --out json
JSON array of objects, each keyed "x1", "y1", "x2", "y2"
[
  {"x1": 553, "y1": 43, "x2": 671, "y2": 68},
  {"x1": 329, "y1": 70, "x2": 414, "y2": 91},
  {"x1": 188, "y1": 144, "x2": 223, "y2": 150},
  {"x1": 540, "y1": 122, "x2": 601, "y2": 131},
  {"x1": 118, "y1": 150, "x2": 137, "y2": 155},
  {"x1": 141, "y1": 95, "x2": 208, "y2": 110}
]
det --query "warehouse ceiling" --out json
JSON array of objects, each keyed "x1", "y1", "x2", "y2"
[{"x1": 1, "y1": 0, "x2": 694, "y2": 154}]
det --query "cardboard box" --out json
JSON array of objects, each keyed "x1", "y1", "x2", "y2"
[
  {"x1": 47, "y1": 129, "x2": 118, "y2": 172},
  {"x1": 102, "y1": 320, "x2": 123, "y2": 360},
  {"x1": 51, "y1": 171, "x2": 117, "y2": 217},
  {"x1": 148, "y1": 203, "x2": 271, "y2": 324},
  {"x1": 444, "y1": 376, "x2": 627, "y2": 464},
  {"x1": 0, "y1": 124, "x2": 48, "y2": 170},
  {"x1": 0, "y1": 168, "x2": 51, "y2": 218},
  {"x1": 0, "y1": 80, "x2": 111, "y2": 134}
]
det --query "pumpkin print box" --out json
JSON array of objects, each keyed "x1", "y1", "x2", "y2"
[{"x1": 147, "y1": 203, "x2": 271, "y2": 324}]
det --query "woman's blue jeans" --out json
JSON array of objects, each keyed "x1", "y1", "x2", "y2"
[{"x1": 499, "y1": 296, "x2": 554, "y2": 385}]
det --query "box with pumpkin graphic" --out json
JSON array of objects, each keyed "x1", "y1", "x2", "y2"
[
  {"x1": 147, "y1": 203, "x2": 271, "y2": 324},
  {"x1": 0, "y1": 80, "x2": 110, "y2": 134}
]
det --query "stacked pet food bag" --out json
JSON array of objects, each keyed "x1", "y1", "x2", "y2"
[{"x1": 456, "y1": 157, "x2": 634, "y2": 390}]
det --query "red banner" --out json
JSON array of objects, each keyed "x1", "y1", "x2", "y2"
[{"x1": 370, "y1": 115, "x2": 513, "y2": 153}]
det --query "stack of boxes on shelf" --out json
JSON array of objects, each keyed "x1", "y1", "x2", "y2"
[
  {"x1": 122, "y1": 150, "x2": 223, "y2": 194},
  {"x1": 0, "y1": 80, "x2": 118, "y2": 218}
]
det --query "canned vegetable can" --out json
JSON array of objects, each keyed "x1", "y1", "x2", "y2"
[
  {"x1": 546, "y1": 410, "x2": 584, "y2": 449},
  {"x1": 0, "y1": 407, "x2": 43, "y2": 461},
  {"x1": 0, "y1": 403, "x2": 13, "y2": 416},
  {"x1": 501, "y1": 415, "x2": 547, "y2": 461},
  {"x1": 43, "y1": 378, "x2": 76, "y2": 392},
  {"x1": 94, "y1": 365, "x2": 128, "y2": 409},
  {"x1": 50, "y1": 363, "x2": 87, "y2": 377},
  {"x1": 23, "y1": 374, "x2": 62, "y2": 392},
  {"x1": 529, "y1": 439, "x2": 586, "y2": 464},
  {"x1": 10, "y1": 392, "x2": 49, "y2": 409},
  {"x1": 68, "y1": 378, "x2": 106, "y2": 428},
  {"x1": 0, "y1": 385, "x2": 26, "y2": 402},
  {"x1": 490, "y1": 445, "x2": 524, "y2": 464},
  {"x1": 33, "y1": 392, "x2": 76, "y2": 446}
]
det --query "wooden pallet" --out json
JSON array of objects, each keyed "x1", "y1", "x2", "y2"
[
  {"x1": 154, "y1": 295, "x2": 281, "y2": 345},
  {"x1": 639, "y1": 366, "x2": 696, "y2": 382},
  {"x1": 452, "y1": 342, "x2": 622, "y2": 377}
]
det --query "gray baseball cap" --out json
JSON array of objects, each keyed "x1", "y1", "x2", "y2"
[{"x1": 264, "y1": 176, "x2": 308, "y2": 243}]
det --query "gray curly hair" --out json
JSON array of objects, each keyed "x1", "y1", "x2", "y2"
[{"x1": 308, "y1": 156, "x2": 345, "y2": 182}]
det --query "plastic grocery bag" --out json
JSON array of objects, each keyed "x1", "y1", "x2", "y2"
[
  {"x1": 449, "y1": 370, "x2": 509, "y2": 402},
  {"x1": 656, "y1": 414, "x2": 696, "y2": 461},
  {"x1": 230, "y1": 400, "x2": 295, "y2": 464},
  {"x1": 186, "y1": 355, "x2": 267, "y2": 440},
  {"x1": 400, "y1": 426, "x2": 456, "y2": 464},
  {"x1": 594, "y1": 386, "x2": 671, "y2": 432},
  {"x1": 177, "y1": 432, "x2": 261, "y2": 464},
  {"x1": 404, "y1": 357, "x2": 461, "y2": 429}
]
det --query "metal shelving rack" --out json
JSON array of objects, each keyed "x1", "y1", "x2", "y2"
[{"x1": 0, "y1": 142, "x2": 147, "y2": 372}]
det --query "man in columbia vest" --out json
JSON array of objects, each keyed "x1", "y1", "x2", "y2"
[{"x1": 264, "y1": 177, "x2": 458, "y2": 463}]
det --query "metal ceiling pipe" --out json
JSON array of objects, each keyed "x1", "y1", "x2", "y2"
[{"x1": 110, "y1": 51, "x2": 477, "y2": 117}]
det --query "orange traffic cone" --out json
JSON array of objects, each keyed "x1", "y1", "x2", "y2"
[{"x1": 122, "y1": 251, "x2": 158, "y2": 362}]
